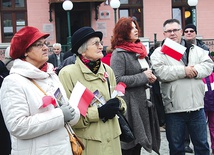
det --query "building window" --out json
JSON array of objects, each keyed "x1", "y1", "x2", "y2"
[
  {"x1": 1, "y1": 0, "x2": 27, "y2": 42},
  {"x1": 119, "y1": 0, "x2": 143, "y2": 36},
  {"x1": 172, "y1": 0, "x2": 193, "y2": 28}
]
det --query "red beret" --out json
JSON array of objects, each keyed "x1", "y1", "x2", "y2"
[{"x1": 10, "y1": 26, "x2": 50, "y2": 59}]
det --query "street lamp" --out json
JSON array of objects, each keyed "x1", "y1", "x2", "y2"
[
  {"x1": 62, "y1": 0, "x2": 73, "y2": 50},
  {"x1": 187, "y1": 0, "x2": 198, "y2": 27},
  {"x1": 110, "y1": 0, "x2": 120, "y2": 24}
]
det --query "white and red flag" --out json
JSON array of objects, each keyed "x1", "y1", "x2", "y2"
[
  {"x1": 69, "y1": 81, "x2": 94, "y2": 117},
  {"x1": 115, "y1": 82, "x2": 126, "y2": 94},
  {"x1": 111, "y1": 82, "x2": 127, "y2": 98},
  {"x1": 161, "y1": 38, "x2": 186, "y2": 61}
]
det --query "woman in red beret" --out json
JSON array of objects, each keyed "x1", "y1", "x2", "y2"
[{"x1": 0, "y1": 26, "x2": 80, "y2": 155}]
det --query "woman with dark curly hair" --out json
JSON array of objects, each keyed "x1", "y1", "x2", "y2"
[{"x1": 110, "y1": 17, "x2": 160, "y2": 155}]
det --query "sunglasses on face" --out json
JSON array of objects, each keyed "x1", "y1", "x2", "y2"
[{"x1": 184, "y1": 30, "x2": 195, "y2": 33}]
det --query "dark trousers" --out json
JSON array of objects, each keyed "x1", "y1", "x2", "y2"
[
  {"x1": 184, "y1": 125, "x2": 191, "y2": 146},
  {"x1": 166, "y1": 109, "x2": 210, "y2": 155},
  {"x1": 0, "y1": 110, "x2": 11, "y2": 155},
  {"x1": 122, "y1": 144, "x2": 142, "y2": 155}
]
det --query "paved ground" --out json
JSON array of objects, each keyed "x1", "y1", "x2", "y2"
[{"x1": 140, "y1": 128, "x2": 211, "y2": 155}]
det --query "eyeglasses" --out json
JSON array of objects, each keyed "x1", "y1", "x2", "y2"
[
  {"x1": 164, "y1": 29, "x2": 180, "y2": 34},
  {"x1": 92, "y1": 40, "x2": 103, "y2": 47},
  {"x1": 184, "y1": 30, "x2": 195, "y2": 33},
  {"x1": 32, "y1": 41, "x2": 50, "y2": 48}
]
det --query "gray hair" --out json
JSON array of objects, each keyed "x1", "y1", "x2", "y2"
[
  {"x1": 163, "y1": 19, "x2": 181, "y2": 31},
  {"x1": 53, "y1": 43, "x2": 61, "y2": 49},
  {"x1": 77, "y1": 41, "x2": 88, "y2": 55},
  {"x1": 5, "y1": 46, "x2": 11, "y2": 58}
]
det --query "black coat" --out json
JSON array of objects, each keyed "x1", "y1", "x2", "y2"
[
  {"x1": 0, "y1": 60, "x2": 9, "y2": 87},
  {"x1": 48, "y1": 53, "x2": 64, "y2": 67},
  {"x1": 0, "y1": 60, "x2": 11, "y2": 154},
  {"x1": 55, "y1": 55, "x2": 76, "y2": 75}
]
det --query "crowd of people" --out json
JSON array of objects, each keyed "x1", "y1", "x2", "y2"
[{"x1": 0, "y1": 17, "x2": 214, "y2": 155}]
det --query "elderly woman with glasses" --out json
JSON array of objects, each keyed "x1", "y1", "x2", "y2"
[
  {"x1": 59, "y1": 26, "x2": 126, "y2": 155},
  {"x1": 0, "y1": 26, "x2": 80, "y2": 155}
]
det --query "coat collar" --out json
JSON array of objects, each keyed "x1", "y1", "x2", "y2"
[
  {"x1": 76, "y1": 57, "x2": 107, "y2": 82},
  {"x1": 10, "y1": 59, "x2": 55, "y2": 79}
]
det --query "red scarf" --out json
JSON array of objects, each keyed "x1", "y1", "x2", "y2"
[
  {"x1": 21, "y1": 59, "x2": 48, "y2": 72},
  {"x1": 115, "y1": 41, "x2": 147, "y2": 59},
  {"x1": 39, "y1": 62, "x2": 48, "y2": 72}
]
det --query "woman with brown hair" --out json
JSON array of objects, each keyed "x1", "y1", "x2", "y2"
[{"x1": 110, "y1": 17, "x2": 160, "y2": 155}]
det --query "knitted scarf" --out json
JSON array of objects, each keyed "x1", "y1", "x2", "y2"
[
  {"x1": 80, "y1": 55, "x2": 101, "y2": 74},
  {"x1": 115, "y1": 41, "x2": 147, "y2": 59}
]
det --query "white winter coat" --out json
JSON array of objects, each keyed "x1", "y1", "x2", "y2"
[
  {"x1": 151, "y1": 45, "x2": 214, "y2": 113},
  {"x1": 0, "y1": 59, "x2": 80, "y2": 155}
]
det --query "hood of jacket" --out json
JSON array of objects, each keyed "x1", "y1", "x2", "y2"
[{"x1": 10, "y1": 59, "x2": 55, "y2": 79}]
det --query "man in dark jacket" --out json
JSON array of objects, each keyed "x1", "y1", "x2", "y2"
[
  {"x1": 48, "y1": 43, "x2": 64, "y2": 68},
  {"x1": 184, "y1": 24, "x2": 209, "y2": 51},
  {"x1": 55, "y1": 54, "x2": 76, "y2": 75}
]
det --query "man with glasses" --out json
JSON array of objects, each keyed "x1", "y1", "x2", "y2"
[
  {"x1": 184, "y1": 24, "x2": 209, "y2": 52},
  {"x1": 150, "y1": 19, "x2": 213, "y2": 155}
]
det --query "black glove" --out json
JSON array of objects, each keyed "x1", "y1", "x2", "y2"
[{"x1": 98, "y1": 98, "x2": 120, "y2": 122}]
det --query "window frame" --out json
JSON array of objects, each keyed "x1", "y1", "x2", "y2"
[
  {"x1": 172, "y1": 0, "x2": 193, "y2": 29},
  {"x1": 0, "y1": 0, "x2": 27, "y2": 42},
  {"x1": 119, "y1": 0, "x2": 144, "y2": 36}
]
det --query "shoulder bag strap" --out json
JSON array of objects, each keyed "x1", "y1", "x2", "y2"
[
  {"x1": 205, "y1": 76, "x2": 212, "y2": 91},
  {"x1": 5, "y1": 59, "x2": 13, "y2": 66},
  {"x1": 103, "y1": 64, "x2": 111, "y2": 98},
  {"x1": 29, "y1": 79, "x2": 47, "y2": 95}
]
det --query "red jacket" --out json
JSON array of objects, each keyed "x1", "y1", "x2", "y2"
[{"x1": 101, "y1": 53, "x2": 112, "y2": 66}]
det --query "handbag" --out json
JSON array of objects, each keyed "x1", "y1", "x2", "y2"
[
  {"x1": 103, "y1": 64, "x2": 135, "y2": 143},
  {"x1": 65, "y1": 123, "x2": 85, "y2": 155},
  {"x1": 117, "y1": 112, "x2": 135, "y2": 142}
]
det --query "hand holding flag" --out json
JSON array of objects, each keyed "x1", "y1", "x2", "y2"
[
  {"x1": 111, "y1": 82, "x2": 127, "y2": 98},
  {"x1": 42, "y1": 96, "x2": 57, "y2": 108}
]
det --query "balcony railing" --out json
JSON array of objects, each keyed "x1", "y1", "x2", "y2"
[{"x1": 203, "y1": 39, "x2": 214, "y2": 52}]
